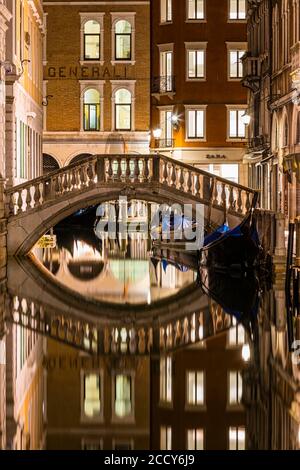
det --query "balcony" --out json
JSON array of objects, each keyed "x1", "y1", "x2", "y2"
[
  {"x1": 248, "y1": 135, "x2": 269, "y2": 151},
  {"x1": 242, "y1": 55, "x2": 261, "y2": 92},
  {"x1": 291, "y1": 42, "x2": 300, "y2": 90},
  {"x1": 154, "y1": 138, "x2": 175, "y2": 149},
  {"x1": 151, "y1": 76, "x2": 176, "y2": 97}
]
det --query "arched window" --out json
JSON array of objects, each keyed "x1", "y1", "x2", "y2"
[
  {"x1": 297, "y1": 112, "x2": 300, "y2": 144},
  {"x1": 115, "y1": 89, "x2": 132, "y2": 131},
  {"x1": 69, "y1": 153, "x2": 92, "y2": 165},
  {"x1": 43, "y1": 154, "x2": 59, "y2": 175},
  {"x1": 84, "y1": 20, "x2": 100, "y2": 60},
  {"x1": 83, "y1": 89, "x2": 100, "y2": 131},
  {"x1": 283, "y1": 116, "x2": 289, "y2": 147},
  {"x1": 115, "y1": 20, "x2": 132, "y2": 60}
]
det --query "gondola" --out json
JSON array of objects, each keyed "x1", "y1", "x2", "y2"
[{"x1": 199, "y1": 206, "x2": 261, "y2": 273}]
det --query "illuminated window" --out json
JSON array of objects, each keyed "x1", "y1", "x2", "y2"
[
  {"x1": 187, "y1": 49, "x2": 205, "y2": 79},
  {"x1": 159, "y1": 108, "x2": 173, "y2": 147},
  {"x1": 83, "y1": 373, "x2": 101, "y2": 419},
  {"x1": 229, "y1": 371, "x2": 243, "y2": 405},
  {"x1": 187, "y1": 429, "x2": 204, "y2": 450},
  {"x1": 159, "y1": 49, "x2": 173, "y2": 92},
  {"x1": 228, "y1": 318, "x2": 245, "y2": 346},
  {"x1": 229, "y1": 50, "x2": 245, "y2": 78},
  {"x1": 160, "y1": 356, "x2": 172, "y2": 403},
  {"x1": 160, "y1": 426, "x2": 172, "y2": 450},
  {"x1": 186, "y1": 107, "x2": 205, "y2": 139},
  {"x1": 186, "y1": 371, "x2": 205, "y2": 406},
  {"x1": 187, "y1": 0, "x2": 205, "y2": 20},
  {"x1": 84, "y1": 20, "x2": 100, "y2": 60},
  {"x1": 229, "y1": 427, "x2": 246, "y2": 450},
  {"x1": 114, "y1": 374, "x2": 132, "y2": 418},
  {"x1": 229, "y1": 0, "x2": 247, "y2": 20},
  {"x1": 115, "y1": 88, "x2": 132, "y2": 131},
  {"x1": 82, "y1": 439, "x2": 103, "y2": 450},
  {"x1": 161, "y1": 0, "x2": 172, "y2": 23},
  {"x1": 115, "y1": 20, "x2": 132, "y2": 60},
  {"x1": 83, "y1": 89, "x2": 100, "y2": 131},
  {"x1": 228, "y1": 107, "x2": 247, "y2": 138}
]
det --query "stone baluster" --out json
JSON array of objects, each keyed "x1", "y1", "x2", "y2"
[
  {"x1": 229, "y1": 186, "x2": 234, "y2": 210},
  {"x1": 17, "y1": 191, "x2": 23, "y2": 214},
  {"x1": 63, "y1": 172, "x2": 69, "y2": 193},
  {"x1": 25, "y1": 188, "x2": 31, "y2": 211},
  {"x1": 87, "y1": 161, "x2": 95, "y2": 186},
  {"x1": 34, "y1": 183, "x2": 41, "y2": 207},
  {"x1": 221, "y1": 183, "x2": 226, "y2": 209},
  {"x1": 195, "y1": 174, "x2": 201, "y2": 198},
  {"x1": 71, "y1": 168, "x2": 76, "y2": 189},
  {"x1": 171, "y1": 163, "x2": 177, "y2": 188},
  {"x1": 144, "y1": 156, "x2": 150, "y2": 182},
  {"x1": 134, "y1": 158, "x2": 140, "y2": 183},
  {"x1": 107, "y1": 157, "x2": 113, "y2": 181},
  {"x1": 162, "y1": 161, "x2": 168, "y2": 185},
  {"x1": 116, "y1": 159, "x2": 122, "y2": 181},
  {"x1": 246, "y1": 192, "x2": 251, "y2": 211},
  {"x1": 125, "y1": 157, "x2": 131, "y2": 180},
  {"x1": 237, "y1": 188, "x2": 243, "y2": 213},
  {"x1": 187, "y1": 170, "x2": 192, "y2": 193},
  {"x1": 213, "y1": 180, "x2": 218, "y2": 205},
  {"x1": 179, "y1": 168, "x2": 185, "y2": 191}
]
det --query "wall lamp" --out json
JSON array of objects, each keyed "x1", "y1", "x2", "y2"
[
  {"x1": 42, "y1": 95, "x2": 54, "y2": 106},
  {"x1": 241, "y1": 111, "x2": 251, "y2": 126}
]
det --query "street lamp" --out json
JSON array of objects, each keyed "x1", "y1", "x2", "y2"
[
  {"x1": 242, "y1": 343, "x2": 251, "y2": 362},
  {"x1": 171, "y1": 114, "x2": 180, "y2": 131},
  {"x1": 153, "y1": 128, "x2": 162, "y2": 139},
  {"x1": 241, "y1": 112, "x2": 251, "y2": 126}
]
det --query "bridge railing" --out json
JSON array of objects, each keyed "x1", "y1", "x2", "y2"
[{"x1": 5, "y1": 154, "x2": 257, "y2": 219}]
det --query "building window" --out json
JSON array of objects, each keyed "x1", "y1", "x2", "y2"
[
  {"x1": 229, "y1": 427, "x2": 246, "y2": 450},
  {"x1": 161, "y1": 0, "x2": 172, "y2": 23},
  {"x1": 115, "y1": 20, "x2": 132, "y2": 61},
  {"x1": 113, "y1": 440, "x2": 133, "y2": 450},
  {"x1": 229, "y1": 0, "x2": 247, "y2": 20},
  {"x1": 83, "y1": 89, "x2": 100, "y2": 131},
  {"x1": 160, "y1": 426, "x2": 172, "y2": 450},
  {"x1": 82, "y1": 439, "x2": 103, "y2": 450},
  {"x1": 187, "y1": 50, "x2": 205, "y2": 79},
  {"x1": 114, "y1": 374, "x2": 132, "y2": 418},
  {"x1": 160, "y1": 50, "x2": 174, "y2": 92},
  {"x1": 228, "y1": 107, "x2": 247, "y2": 139},
  {"x1": 160, "y1": 356, "x2": 172, "y2": 404},
  {"x1": 187, "y1": 0, "x2": 205, "y2": 20},
  {"x1": 115, "y1": 88, "x2": 132, "y2": 131},
  {"x1": 159, "y1": 108, "x2": 173, "y2": 147},
  {"x1": 82, "y1": 372, "x2": 102, "y2": 419},
  {"x1": 186, "y1": 107, "x2": 206, "y2": 140},
  {"x1": 228, "y1": 318, "x2": 245, "y2": 346},
  {"x1": 228, "y1": 49, "x2": 246, "y2": 78},
  {"x1": 297, "y1": 112, "x2": 300, "y2": 144},
  {"x1": 187, "y1": 429, "x2": 204, "y2": 450},
  {"x1": 229, "y1": 371, "x2": 243, "y2": 405},
  {"x1": 186, "y1": 371, "x2": 205, "y2": 407},
  {"x1": 283, "y1": 116, "x2": 289, "y2": 147},
  {"x1": 84, "y1": 20, "x2": 100, "y2": 60}
]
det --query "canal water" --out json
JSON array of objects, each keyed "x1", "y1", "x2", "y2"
[{"x1": 1, "y1": 200, "x2": 300, "y2": 450}]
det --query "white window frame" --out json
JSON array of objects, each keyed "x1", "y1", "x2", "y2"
[
  {"x1": 226, "y1": 105, "x2": 247, "y2": 141},
  {"x1": 112, "y1": 439, "x2": 134, "y2": 450},
  {"x1": 160, "y1": 426, "x2": 172, "y2": 450},
  {"x1": 111, "y1": 370, "x2": 135, "y2": 424},
  {"x1": 228, "y1": 426, "x2": 246, "y2": 450},
  {"x1": 186, "y1": 0, "x2": 206, "y2": 22},
  {"x1": 111, "y1": 12, "x2": 136, "y2": 65},
  {"x1": 111, "y1": 80, "x2": 136, "y2": 132},
  {"x1": 160, "y1": 0, "x2": 173, "y2": 24},
  {"x1": 185, "y1": 370, "x2": 206, "y2": 410},
  {"x1": 80, "y1": 81, "x2": 104, "y2": 133},
  {"x1": 80, "y1": 369, "x2": 104, "y2": 424},
  {"x1": 159, "y1": 355, "x2": 173, "y2": 406},
  {"x1": 158, "y1": 43, "x2": 175, "y2": 95},
  {"x1": 81, "y1": 438, "x2": 103, "y2": 450},
  {"x1": 226, "y1": 42, "x2": 247, "y2": 80},
  {"x1": 228, "y1": 370, "x2": 243, "y2": 408},
  {"x1": 185, "y1": 42, "x2": 207, "y2": 81},
  {"x1": 157, "y1": 105, "x2": 174, "y2": 148},
  {"x1": 227, "y1": 317, "x2": 246, "y2": 348},
  {"x1": 79, "y1": 13, "x2": 104, "y2": 65},
  {"x1": 228, "y1": 0, "x2": 247, "y2": 22},
  {"x1": 186, "y1": 428, "x2": 205, "y2": 450},
  {"x1": 184, "y1": 105, "x2": 207, "y2": 141}
]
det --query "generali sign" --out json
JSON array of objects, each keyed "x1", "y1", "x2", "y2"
[{"x1": 44, "y1": 64, "x2": 132, "y2": 80}]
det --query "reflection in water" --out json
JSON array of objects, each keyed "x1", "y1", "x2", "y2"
[{"x1": 0, "y1": 201, "x2": 300, "y2": 450}]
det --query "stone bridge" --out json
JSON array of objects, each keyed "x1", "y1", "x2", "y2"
[{"x1": 4, "y1": 154, "x2": 258, "y2": 255}]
